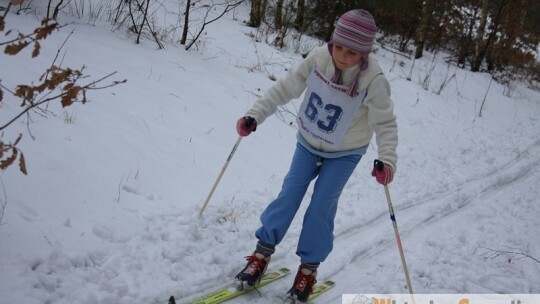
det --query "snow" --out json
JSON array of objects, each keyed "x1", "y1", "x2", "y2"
[{"x1": 1, "y1": 2, "x2": 540, "y2": 304}]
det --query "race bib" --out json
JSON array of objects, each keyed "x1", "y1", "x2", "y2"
[{"x1": 297, "y1": 66, "x2": 366, "y2": 149}]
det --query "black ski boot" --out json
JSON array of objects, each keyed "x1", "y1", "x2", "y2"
[
  {"x1": 287, "y1": 266, "x2": 317, "y2": 303},
  {"x1": 235, "y1": 252, "x2": 271, "y2": 287}
]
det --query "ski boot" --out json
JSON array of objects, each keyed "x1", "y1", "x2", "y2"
[
  {"x1": 287, "y1": 266, "x2": 317, "y2": 303},
  {"x1": 234, "y1": 252, "x2": 271, "y2": 289}
]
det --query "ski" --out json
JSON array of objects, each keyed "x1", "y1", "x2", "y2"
[
  {"x1": 285, "y1": 279, "x2": 336, "y2": 303},
  {"x1": 309, "y1": 279, "x2": 336, "y2": 302},
  {"x1": 169, "y1": 267, "x2": 291, "y2": 304}
]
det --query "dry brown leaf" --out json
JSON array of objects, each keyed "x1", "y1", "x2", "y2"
[
  {"x1": 0, "y1": 17, "x2": 5, "y2": 32},
  {"x1": 35, "y1": 82, "x2": 48, "y2": 94},
  {"x1": 15, "y1": 85, "x2": 34, "y2": 101},
  {"x1": 35, "y1": 22, "x2": 58, "y2": 40},
  {"x1": 63, "y1": 82, "x2": 74, "y2": 91},
  {"x1": 4, "y1": 40, "x2": 30, "y2": 56},
  {"x1": 49, "y1": 69, "x2": 72, "y2": 89},
  {"x1": 32, "y1": 40, "x2": 40, "y2": 58},
  {"x1": 0, "y1": 148, "x2": 17, "y2": 171},
  {"x1": 19, "y1": 152, "x2": 27, "y2": 175},
  {"x1": 10, "y1": 0, "x2": 24, "y2": 5},
  {"x1": 61, "y1": 86, "x2": 81, "y2": 107}
]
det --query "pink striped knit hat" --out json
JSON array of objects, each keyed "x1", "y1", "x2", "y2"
[{"x1": 329, "y1": 9, "x2": 377, "y2": 54}]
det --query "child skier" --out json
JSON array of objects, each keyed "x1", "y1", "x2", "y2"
[{"x1": 234, "y1": 9, "x2": 398, "y2": 302}]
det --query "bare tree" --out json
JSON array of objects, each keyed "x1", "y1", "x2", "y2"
[
  {"x1": 275, "y1": 0, "x2": 283, "y2": 30},
  {"x1": 47, "y1": 0, "x2": 65, "y2": 20},
  {"x1": 136, "y1": 0, "x2": 150, "y2": 45},
  {"x1": 273, "y1": 0, "x2": 297, "y2": 48},
  {"x1": 294, "y1": 0, "x2": 305, "y2": 31},
  {"x1": 184, "y1": 1, "x2": 246, "y2": 51},
  {"x1": 415, "y1": 0, "x2": 432, "y2": 59},
  {"x1": 471, "y1": 0, "x2": 489, "y2": 71},
  {"x1": 249, "y1": 0, "x2": 263, "y2": 27},
  {"x1": 180, "y1": 0, "x2": 191, "y2": 45}
]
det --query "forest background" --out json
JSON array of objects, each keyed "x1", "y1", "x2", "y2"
[
  {"x1": 1, "y1": 1, "x2": 540, "y2": 303},
  {"x1": 3, "y1": 0, "x2": 540, "y2": 159}
]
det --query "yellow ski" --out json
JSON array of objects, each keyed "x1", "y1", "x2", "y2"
[
  {"x1": 285, "y1": 279, "x2": 336, "y2": 303},
  {"x1": 168, "y1": 267, "x2": 291, "y2": 304},
  {"x1": 308, "y1": 280, "x2": 336, "y2": 302}
]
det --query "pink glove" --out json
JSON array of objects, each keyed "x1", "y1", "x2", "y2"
[
  {"x1": 371, "y1": 160, "x2": 394, "y2": 185},
  {"x1": 236, "y1": 116, "x2": 257, "y2": 137}
]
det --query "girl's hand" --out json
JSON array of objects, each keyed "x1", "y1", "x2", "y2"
[
  {"x1": 372, "y1": 160, "x2": 394, "y2": 185},
  {"x1": 236, "y1": 116, "x2": 257, "y2": 136}
]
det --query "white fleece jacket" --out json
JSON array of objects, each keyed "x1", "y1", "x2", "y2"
[{"x1": 246, "y1": 46, "x2": 398, "y2": 170}]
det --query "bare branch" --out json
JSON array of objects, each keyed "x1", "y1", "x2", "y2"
[
  {"x1": 2, "y1": 3, "x2": 12, "y2": 19},
  {"x1": 0, "y1": 21, "x2": 63, "y2": 48},
  {"x1": 0, "y1": 7, "x2": 126, "y2": 175},
  {"x1": 0, "y1": 71, "x2": 125, "y2": 131},
  {"x1": 475, "y1": 245, "x2": 540, "y2": 264},
  {"x1": 0, "y1": 176, "x2": 7, "y2": 225},
  {"x1": 185, "y1": 0, "x2": 245, "y2": 50}
]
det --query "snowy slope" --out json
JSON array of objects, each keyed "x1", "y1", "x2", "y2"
[{"x1": 1, "y1": 2, "x2": 539, "y2": 304}]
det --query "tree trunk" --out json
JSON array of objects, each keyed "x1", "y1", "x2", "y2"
[
  {"x1": 471, "y1": 0, "x2": 489, "y2": 71},
  {"x1": 180, "y1": 0, "x2": 191, "y2": 45},
  {"x1": 46, "y1": 0, "x2": 53, "y2": 19},
  {"x1": 415, "y1": 0, "x2": 431, "y2": 59},
  {"x1": 275, "y1": 0, "x2": 283, "y2": 30},
  {"x1": 249, "y1": 0, "x2": 262, "y2": 27},
  {"x1": 136, "y1": 0, "x2": 150, "y2": 45},
  {"x1": 294, "y1": 0, "x2": 305, "y2": 31},
  {"x1": 261, "y1": 0, "x2": 268, "y2": 23},
  {"x1": 457, "y1": 7, "x2": 478, "y2": 67}
]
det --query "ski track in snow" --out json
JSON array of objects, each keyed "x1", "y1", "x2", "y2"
[
  {"x1": 177, "y1": 133, "x2": 540, "y2": 303},
  {"x1": 333, "y1": 138, "x2": 540, "y2": 267}
]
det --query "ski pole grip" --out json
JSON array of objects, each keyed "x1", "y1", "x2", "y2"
[{"x1": 374, "y1": 159, "x2": 385, "y2": 171}]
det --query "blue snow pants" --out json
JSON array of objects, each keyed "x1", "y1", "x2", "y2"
[{"x1": 255, "y1": 142, "x2": 362, "y2": 263}]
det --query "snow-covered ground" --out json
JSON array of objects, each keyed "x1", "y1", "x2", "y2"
[{"x1": 1, "y1": 2, "x2": 539, "y2": 304}]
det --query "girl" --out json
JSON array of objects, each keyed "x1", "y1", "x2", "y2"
[{"x1": 235, "y1": 9, "x2": 398, "y2": 302}]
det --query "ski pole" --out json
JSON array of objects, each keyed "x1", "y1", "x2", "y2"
[
  {"x1": 375, "y1": 160, "x2": 415, "y2": 302},
  {"x1": 199, "y1": 136, "x2": 242, "y2": 217}
]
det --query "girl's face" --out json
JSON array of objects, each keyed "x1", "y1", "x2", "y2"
[{"x1": 331, "y1": 43, "x2": 364, "y2": 70}]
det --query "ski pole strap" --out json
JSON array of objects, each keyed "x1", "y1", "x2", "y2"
[
  {"x1": 244, "y1": 116, "x2": 256, "y2": 127},
  {"x1": 374, "y1": 159, "x2": 385, "y2": 171}
]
